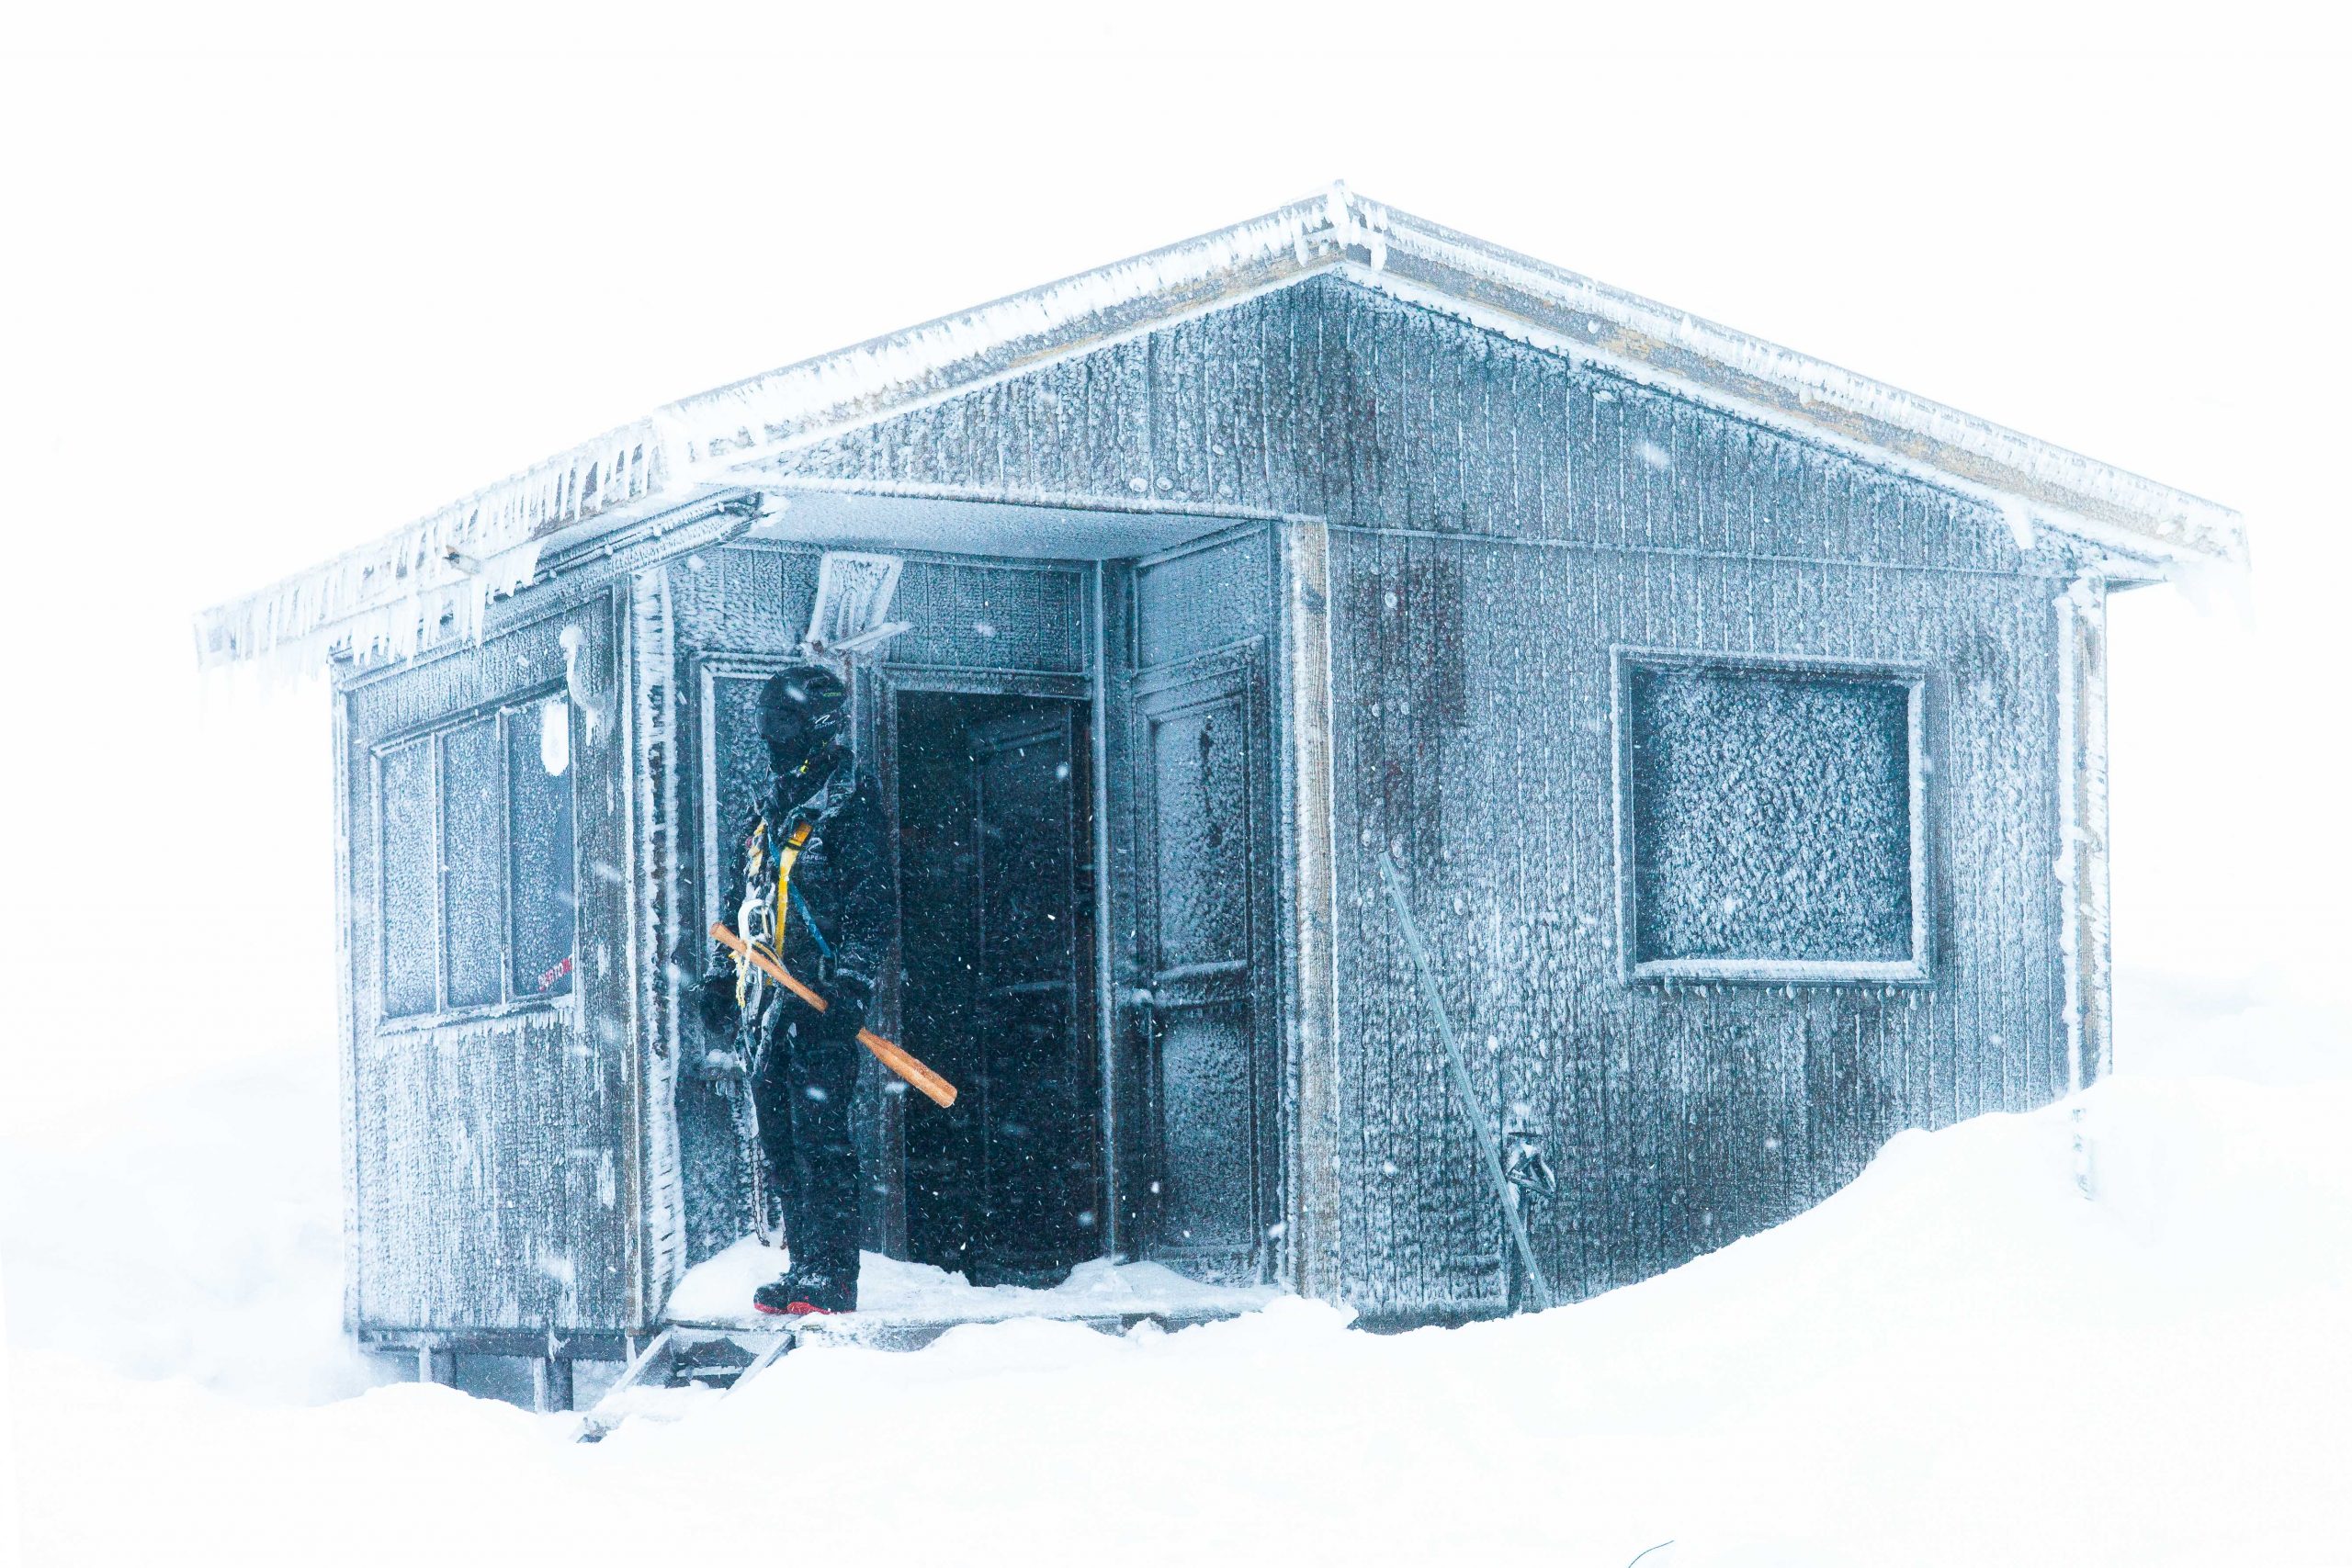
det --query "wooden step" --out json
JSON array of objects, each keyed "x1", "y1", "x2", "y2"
[{"x1": 577, "y1": 1327, "x2": 792, "y2": 1440}]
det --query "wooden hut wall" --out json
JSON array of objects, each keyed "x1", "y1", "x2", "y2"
[
  {"x1": 1327, "y1": 533, "x2": 2068, "y2": 1317},
  {"x1": 336, "y1": 588, "x2": 640, "y2": 1337},
  {"x1": 762, "y1": 274, "x2": 2084, "y2": 1318}
]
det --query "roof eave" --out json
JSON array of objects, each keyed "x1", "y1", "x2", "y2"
[
  {"x1": 1340, "y1": 202, "x2": 2244, "y2": 568},
  {"x1": 198, "y1": 185, "x2": 2245, "y2": 672}
]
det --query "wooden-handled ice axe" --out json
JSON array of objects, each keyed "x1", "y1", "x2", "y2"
[{"x1": 709, "y1": 922, "x2": 958, "y2": 1109}]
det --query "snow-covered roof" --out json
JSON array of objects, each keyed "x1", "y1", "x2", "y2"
[{"x1": 196, "y1": 185, "x2": 2246, "y2": 671}]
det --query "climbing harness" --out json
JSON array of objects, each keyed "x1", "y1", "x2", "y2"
[
  {"x1": 730, "y1": 819, "x2": 814, "y2": 1010},
  {"x1": 732, "y1": 824, "x2": 771, "y2": 1011},
  {"x1": 790, "y1": 882, "x2": 833, "y2": 963},
  {"x1": 772, "y1": 818, "x2": 813, "y2": 955}
]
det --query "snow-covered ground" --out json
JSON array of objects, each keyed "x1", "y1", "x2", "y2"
[
  {"x1": 6, "y1": 1020, "x2": 2348, "y2": 1567},
  {"x1": 666, "y1": 1236, "x2": 1283, "y2": 1326}
]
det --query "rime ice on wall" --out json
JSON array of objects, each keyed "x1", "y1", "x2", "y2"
[
  {"x1": 886, "y1": 558, "x2": 1088, "y2": 672},
  {"x1": 1620, "y1": 661, "x2": 1917, "y2": 970}
]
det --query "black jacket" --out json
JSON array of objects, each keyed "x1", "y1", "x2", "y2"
[{"x1": 703, "y1": 761, "x2": 890, "y2": 1040}]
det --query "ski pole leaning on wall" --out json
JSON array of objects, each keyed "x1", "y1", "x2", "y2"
[{"x1": 1378, "y1": 853, "x2": 1554, "y2": 1313}]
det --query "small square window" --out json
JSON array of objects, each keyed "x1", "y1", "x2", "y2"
[{"x1": 1613, "y1": 650, "x2": 1928, "y2": 985}]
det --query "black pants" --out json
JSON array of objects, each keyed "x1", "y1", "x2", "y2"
[{"x1": 754, "y1": 1021, "x2": 864, "y2": 1287}]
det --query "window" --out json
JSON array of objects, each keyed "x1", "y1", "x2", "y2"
[
  {"x1": 1613, "y1": 651, "x2": 1927, "y2": 984},
  {"x1": 377, "y1": 694, "x2": 578, "y2": 1018},
  {"x1": 506, "y1": 697, "x2": 578, "y2": 999}
]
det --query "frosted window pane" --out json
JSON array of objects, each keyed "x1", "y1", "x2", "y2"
[
  {"x1": 441, "y1": 717, "x2": 504, "y2": 1010},
  {"x1": 508, "y1": 698, "x2": 576, "y2": 997},
  {"x1": 1623, "y1": 662, "x2": 1914, "y2": 966},
  {"x1": 379, "y1": 739, "x2": 438, "y2": 1017}
]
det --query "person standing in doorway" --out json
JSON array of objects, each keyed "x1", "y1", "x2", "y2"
[{"x1": 698, "y1": 663, "x2": 890, "y2": 1314}]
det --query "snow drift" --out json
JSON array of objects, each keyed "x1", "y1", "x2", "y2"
[{"x1": 5, "y1": 1066, "x2": 2349, "y2": 1566}]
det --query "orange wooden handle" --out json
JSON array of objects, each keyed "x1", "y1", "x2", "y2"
[
  {"x1": 852, "y1": 1029, "x2": 959, "y2": 1111},
  {"x1": 709, "y1": 923, "x2": 958, "y2": 1109}
]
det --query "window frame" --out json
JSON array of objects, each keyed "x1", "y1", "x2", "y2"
[
  {"x1": 1609, "y1": 646, "x2": 1932, "y2": 988},
  {"x1": 371, "y1": 682, "x2": 579, "y2": 1025}
]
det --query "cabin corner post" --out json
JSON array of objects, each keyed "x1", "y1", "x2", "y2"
[
  {"x1": 626, "y1": 566, "x2": 688, "y2": 1325},
  {"x1": 1277, "y1": 518, "x2": 1343, "y2": 1301},
  {"x1": 2056, "y1": 575, "x2": 2114, "y2": 1089},
  {"x1": 1090, "y1": 561, "x2": 1128, "y2": 1261},
  {"x1": 333, "y1": 678, "x2": 362, "y2": 1337}
]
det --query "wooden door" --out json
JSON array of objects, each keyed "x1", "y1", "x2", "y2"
[{"x1": 1131, "y1": 649, "x2": 1275, "y2": 1281}]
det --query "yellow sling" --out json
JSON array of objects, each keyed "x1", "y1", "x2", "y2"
[{"x1": 732, "y1": 818, "x2": 813, "y2": 1010}]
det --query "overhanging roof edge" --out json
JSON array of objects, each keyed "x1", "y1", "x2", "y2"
[
  {"x1": 1351, "y1": 202, "x2": 2242, "y2": 563},
  {"x1": 197, "y1": 185, "x2": 2245, "y2": 671}
]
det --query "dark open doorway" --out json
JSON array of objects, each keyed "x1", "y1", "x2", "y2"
[{"x1": 895, "y1": 691, "x2": 1101, "y2": 1286}]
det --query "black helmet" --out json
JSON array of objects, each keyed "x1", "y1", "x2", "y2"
[{"x1": 760, "y1": 665, "x2": 850, "y2": 774}]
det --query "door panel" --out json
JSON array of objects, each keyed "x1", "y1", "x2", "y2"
[
  {"x1": 967, "y1": 706, "x2": 1095, "y2": 1276},
  {"x1": 1155, "y1": 998, "x2": 1256, "y2": 1250},
  {"x1": 1131, "y1": 655, "x2": 1273, "y2": 1280},
  {"x1": 1148, "y1": 700, "x2": 1252, "y2": 972}
]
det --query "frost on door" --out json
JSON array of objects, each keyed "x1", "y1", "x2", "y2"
[{"x1": 1131, "y1": 649, "x2": 1276, "y2": 1281}]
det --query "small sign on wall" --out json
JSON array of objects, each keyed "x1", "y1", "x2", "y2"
[{"x1": 804, "y1": 552, "x2": 911, "y2": 660}]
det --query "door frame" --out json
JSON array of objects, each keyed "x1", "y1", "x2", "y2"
[{"x1": 671, "y1": 513, "x2": 1341, "y2": 1295}]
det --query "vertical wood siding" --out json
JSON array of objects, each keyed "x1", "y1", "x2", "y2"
[
  {"x1": 1326, "y1": 536, "x2": 2066, "y2": 1313},
  {"x1": 766, "y1": 276, "x2": 2046, "y2": 576}
]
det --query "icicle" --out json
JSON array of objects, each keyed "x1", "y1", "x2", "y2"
[
  {"x1": 1995, "y1": 496, "x2": 2039, "y2": 554},
  {"x1": 559, "y1": 626, "x2": 607, "y2": 746}
]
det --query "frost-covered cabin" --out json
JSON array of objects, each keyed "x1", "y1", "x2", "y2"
[{"x1": 199, "y1": 188, "x2": 2244, "y2": 1399}]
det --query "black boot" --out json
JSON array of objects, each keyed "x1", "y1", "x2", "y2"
[{"x1": 752, "y1": 1268, "x2": 855, "y2": 1316}]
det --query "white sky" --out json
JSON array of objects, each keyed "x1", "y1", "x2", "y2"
[{"x1": 2, "y1": 3, "x2": 2346, "y2": 1127}]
